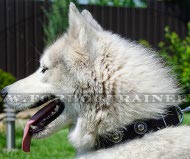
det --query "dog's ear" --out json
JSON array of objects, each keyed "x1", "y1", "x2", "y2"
[
  {"x1": 81, "y1": 9, "x2": 103, "y2": 31},
  {"x1": 68, "y1": 3, "x2": 84, "y2": 38},
  {"x1": 68, "y1": 3, "x2": 98, "y2": 49}
]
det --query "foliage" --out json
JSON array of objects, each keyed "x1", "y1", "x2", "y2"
[
  {"x1": 158, "y1": 24, "x2": 190, "y2": 101},
  {"x1": 0, "y1": 69, "x2": 16, "y2": 91},
  {"x1": 139, "y1": 39, "x2": 151, "y2": 48},
  {"x1": 43, "y1": 0, "x2": 79, "y2": 45},
  {"x1": 0, "y1": 69, "x2": 16, "y2": 112},
  {"x1": 140, "y1": 23, "x2": 190, "y2": 105},
  {"x1": 89, "y1": 0, "x2": 147, "y2": 7}
]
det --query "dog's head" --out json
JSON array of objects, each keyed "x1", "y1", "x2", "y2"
[{"x1": 1, "y1": 3, "x2": 180, "y2": 152}]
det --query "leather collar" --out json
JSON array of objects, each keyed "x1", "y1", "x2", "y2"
[{"x1": 95, "y1": 106, "x2": 182, "y2": 150}]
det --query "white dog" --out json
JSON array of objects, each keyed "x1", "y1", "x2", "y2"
[{"x1": 1, "y1": 3, "x2": 190, "y2": 159}]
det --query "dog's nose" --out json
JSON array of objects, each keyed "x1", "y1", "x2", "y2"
[{"x1": 0, "y1": 87, "x2": 8, "y2": 98}]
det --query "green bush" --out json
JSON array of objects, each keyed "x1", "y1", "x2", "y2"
[
  {"x1": 140, "y1": 23, "x2": 190, "y2": 106},
  {"x1": 43, "y1": 0, "x2": 79, "y2": 45},
  {"x1": 0, "y1": 69, "x2": 16, "y2": 113},
  {"x1": 158, "y1": 24, "x2": 190, "y2": 90}
]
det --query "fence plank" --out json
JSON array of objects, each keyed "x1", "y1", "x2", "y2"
[
  {"x1": 6, "y1": 0, "x2": 16, "y2": 76},
  {"x1": 0, "y1": 0, "x2": 7, "y2": 71},
  {"x1": 34, "y1": 1, "x2": 45, "y2": 70},
  {"x1": 15, "y1": 0, "x2": 26, "y2": 79},
  {"x1": 25, "y1": 0, "x2": 35, "y2": 76}
]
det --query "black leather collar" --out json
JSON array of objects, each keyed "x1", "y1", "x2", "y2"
[{"x1": 95, "y1": 106, "x2": 182, "y2": 150}]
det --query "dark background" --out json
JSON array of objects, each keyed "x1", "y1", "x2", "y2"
[{"x1": 0, "y1": 0, "x2": 189, "y2": 80}]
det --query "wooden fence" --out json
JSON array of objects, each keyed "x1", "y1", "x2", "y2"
[{"x1": 0, "y1": 0, "x2": 189, "y2": 79}]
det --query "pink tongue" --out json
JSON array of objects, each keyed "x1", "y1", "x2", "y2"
[
  {"x1": 22, "y1": 101, "x2": 56, "y2": 152},
  {"x1": 22, "y1": 120, "x2": 35, "y2": 152}
]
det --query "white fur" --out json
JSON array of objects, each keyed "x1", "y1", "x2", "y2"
[{"x1": 3, "y1": 2, "x2": 190, "y2": 159}]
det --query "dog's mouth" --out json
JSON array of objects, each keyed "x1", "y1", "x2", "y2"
[{"x1": 22, "y1": 98, "x2": 65, "y2": 152}]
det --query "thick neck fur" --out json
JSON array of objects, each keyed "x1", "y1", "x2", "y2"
[
  {"x1": 68, "y1": 32, "x2": 180, "y2": 155},
  {"x1": 58, "y1": 3, "x2": 181, "y2": 155}
]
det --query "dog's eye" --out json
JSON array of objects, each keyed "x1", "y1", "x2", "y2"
[{"x1": 41, "y1": 67, "x2": 48, "y2": 73}]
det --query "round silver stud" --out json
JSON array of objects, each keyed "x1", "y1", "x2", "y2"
[
  {"x1": 134, "y1": 121, "x2": 147, "y2": 135},
  {"x1": 137, "y1": 123, "x2": 145, "y2": 132},
  {"x1": 109, "y1": 132, "x2": 123, "y2": 143}
]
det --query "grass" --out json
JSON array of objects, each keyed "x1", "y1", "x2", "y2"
[
  {"x1": 183, "y1": 113, "x2": 190, "y2": 125},
  {"x1": 0, "y1": 113, "x2": 189, "y2": 159},
  {"x1": 0, "y1": 129, "x2": 75, "y2": 159}
]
